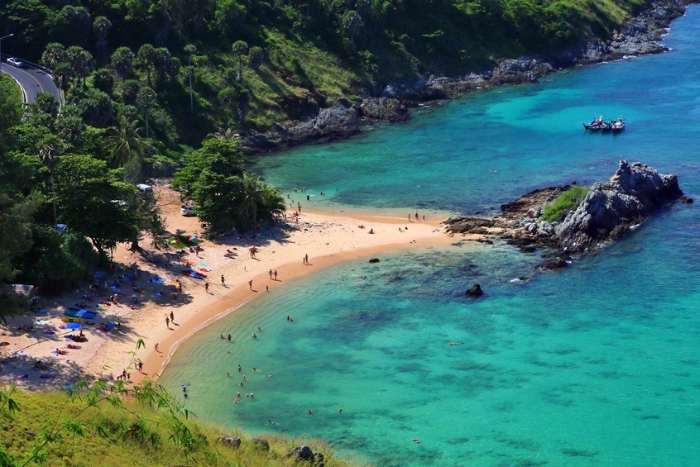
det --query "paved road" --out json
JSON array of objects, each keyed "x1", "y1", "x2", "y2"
[{"x1": 0, "y1": 62, "x2": 61, "y2": 104}]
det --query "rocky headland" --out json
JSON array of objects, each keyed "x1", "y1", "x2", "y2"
[
  {"x1": 444, "y1": 161, "x2": 686, "y2": 270},
  {"x1": 242, "y1": 0, "x2": 691, "y2": 154}
]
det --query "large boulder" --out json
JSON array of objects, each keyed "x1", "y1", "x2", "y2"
[
  {"x1": 251, "y1": 438, "x2": 270, "y2": 451},
  {"x1": 285, "y1": 445, "x2": 314, "y2": 460},
  {"x1": 466, "y1": 283, "x2": 483, "y2": 297},
  {"x1": 555, "y1": 160, "x2": 682, "y2": 247},
  {"x1": 217, "y1": 436, "x2": 241, "y2": 448},
  {"x1": 359, "y1": 97, "x2": 409, "y2": 122},
  {"x1": 489, "y1": 57, "x2": 555, "y2": 85}
]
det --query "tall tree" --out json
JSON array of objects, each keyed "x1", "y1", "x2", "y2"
[
  {"x1": 136, "y1": 87, "x2": 157, "y2": 138},
  {"x1": 248, "y1": 46, "x2": 264, "y2": 70},
  {"x1": 172, "y1": 139, "x2": 245, "y2": 229},
  {"x1": 92, "y1": 16, "x2": 112, "y2": 63},
  {"x1": 184, "y1": 44, "x2": 197, "y2": 112},
  {"x1": 41, "y1": 43, "x2": 68, "y2": 71},
  {"x1": 237, "y1": 173, "x2": 285, "y2": 231},
  {"x1": 111, "y1": 47, "x2": 135, "y2": 80},
  {"x1": 137, "y1": 44, "x2": 158, "y2": 86},
  {"x1": 66, "y1": 46, "x2": 95, "y2": 87},
  {"x1": 231, "y1": 40, "x2": 248, "y2": 82},
  {"x1": 37, "y1": 135, "x2": 65, "y2": 226},
  {"x1": 54, "y1": 155, "x2": 139, "y2": 261},
  {"x1": 103, "y1": 119, "x2": 145, "y2": 169}
]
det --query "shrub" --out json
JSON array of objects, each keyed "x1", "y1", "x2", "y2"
[{"x1": 542, "y1": 186, "x2": 589, "y2": 222}]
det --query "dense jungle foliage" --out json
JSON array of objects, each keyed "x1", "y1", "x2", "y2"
[{"x1": 1, "y1": 0, "x2": 646, "y2": 145}]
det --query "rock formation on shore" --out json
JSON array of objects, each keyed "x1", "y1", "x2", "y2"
[
  {"x1": 241, "y1": 0, "x2": 688, "y2": 153},
  {"x1": 444, "y1": 161, "x2": 684, "y2": 269}
]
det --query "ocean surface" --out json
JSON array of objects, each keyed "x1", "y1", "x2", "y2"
[{"x1": 159, "y1": 8, "x2": 700, "y2": 467}]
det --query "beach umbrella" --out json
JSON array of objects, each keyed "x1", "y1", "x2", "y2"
[{"x1": 65, "y1": 323, "x2": 81, "y2": 329}]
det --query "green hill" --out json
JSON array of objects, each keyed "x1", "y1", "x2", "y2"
[
  {"x1": 0, "y1": 382, "x2": 363, "y2": 467},
  {"x1": 1, "y1": 0, "x2": 647, "y2": 146}
]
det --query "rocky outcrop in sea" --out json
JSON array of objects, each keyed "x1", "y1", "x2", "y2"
[{"x1": 443, "y1": 161, "x2": 685, "y2": 269}]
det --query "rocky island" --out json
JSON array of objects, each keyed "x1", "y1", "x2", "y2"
[{"x1": 444, "y1": 160, "x2": 687, "y2": 269}]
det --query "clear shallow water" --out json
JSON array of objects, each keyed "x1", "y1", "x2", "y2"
[{"x1": 161, "y1": 8, "x2": 700, "y2": 467}]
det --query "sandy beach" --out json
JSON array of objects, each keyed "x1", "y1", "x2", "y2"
[{"x1": 0, "y1": 184, "x2": 473, "y2": 390}]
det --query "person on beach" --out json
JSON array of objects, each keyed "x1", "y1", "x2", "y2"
[
  {"x1": 238, "y1": 364, "x2": 242, "y2": 372},
  {"x1": 274, "y1": 270, "x2": 278, "y2": 280},
  {"x1": 298, "y1": 203, "x2": 302, "y2": 213},
  {"x1": 228, "y1": 334, "x2": 231, "y2": 341},
  {"x1": 415, "y1": 212, "x2": 419, "y2": 221},
  {"x1": 170, "y1": 311, "x2": 174, "y2": 322},
  {"x1": 221, "y1": 275, "x2": 225, "y2": 286},
  {"x1": 165, "y1": 316, "x2": 170, "y2": 328},
  {"x1": 408, "y1": 213, "x2": 411, "y2": 222},
  {"x1": 269, "y1": 269, "x2": 272, "y2": 279},
  {"x1": 266, "y1": 285, "x2": 269, "y2": 292},
  {"x1": 155, "y1": 343, "x2": 159, "y2": 352},
  {"x1": 205, "y1": 282, "x2": 209, "y2": 293},
  {"x1": 287, "y1": 314, "x2": 291, "y2": 321},
  {"x1": 249, "y1": 280, "x2": 253, "y2": 290}
]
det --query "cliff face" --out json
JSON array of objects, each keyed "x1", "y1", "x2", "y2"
[
  {"x1": 555, "y1": 161, "x2": 683, "y2": 247},
  {"x1": 443, "y1": 161, "x2": 686, "y2": 269}
]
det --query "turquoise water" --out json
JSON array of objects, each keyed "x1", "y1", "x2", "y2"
[{"x1": 160, "y1": 8, "x2": 700, "y2": 467}]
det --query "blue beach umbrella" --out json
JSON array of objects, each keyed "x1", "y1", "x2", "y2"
[{"x1": 65, "y1": 323, "x2": 81, "y2": 329}]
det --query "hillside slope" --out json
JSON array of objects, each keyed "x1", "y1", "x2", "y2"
[{"x1": 0, "y1": 0, "x2": 663, "y2": 147}]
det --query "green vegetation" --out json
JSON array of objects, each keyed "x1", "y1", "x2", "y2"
[
  {"x1": 1, "y1": 0, "x2": 646, "y2": 147},
  {"x1": 0, "y1": 381, "x2": 360, "y2": 467},
  {"x1": 541, "y1": 185, "x2": 589, "y2": 222},
  {"x1": 0, "y1": 0, "x2": 653, "y2": 302},
  {"x1": 0, "y1": 56, "x2": 285, "y2": 310}
]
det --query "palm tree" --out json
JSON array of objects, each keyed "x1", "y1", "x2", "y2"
[
  {"x1": 104, "y1": 120, "x2": 145, "y2": 168},
  {"x1": 238, "y1": 173, "x2": 262, "y2": 225},
  {"x1": 207, "y1": 127, "x2": 239, "y2": 140},
  {"x1": 38, "y1": 137, "x2": 65, "y2": 226},
  {"x1": 232, "y1": 40, "x2": 248, "y2": 81},
  {"x1": 237, "y1": 173, "x2": 285, "y2": 231}
]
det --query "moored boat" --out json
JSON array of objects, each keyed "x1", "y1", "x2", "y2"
[{"x1": 584, "y1": 115, "x2": 625, "y2": 132}]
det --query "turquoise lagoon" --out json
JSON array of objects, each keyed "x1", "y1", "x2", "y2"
[{"x1": 159, "y1": 8, "x2": 700, "y2": 467}]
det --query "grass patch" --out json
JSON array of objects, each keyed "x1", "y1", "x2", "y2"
[
  {"x1": 542, "y1": 186, "x2": 589, "y2": 222},
  {"x1": 0, "y1": 386, "x2": 367, "y2": 467}
]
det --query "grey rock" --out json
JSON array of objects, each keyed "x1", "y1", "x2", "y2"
[
  {"x1": 251, "y1": 438, "x2": 270, "y2": 451},
  {"x1": 217, "y1": 436, "x2": 241, "y2": 449},
  {"x1": 466, "y1": 283, "x2": 483, "y2": 297},
  {"x1": 285, "y1": 445, "x2": 314, "y2": 460},
  {"x1": 555, "y1": 161, "x2": 682, "y2": 247},
  {"x1": 489, "y1": 57, "x2": 554, "y2": 85},
  {"x1": 359, "y1": 97, "x2": 409, "y2": 122}
]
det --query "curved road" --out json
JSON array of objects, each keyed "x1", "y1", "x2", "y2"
[{"x1": 0, "y1": 62, "x2": 61, "y2": 104}]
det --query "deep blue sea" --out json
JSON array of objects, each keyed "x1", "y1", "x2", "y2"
[{"x1": 160, "y1": 8, "x2": 700, "y2": 466}]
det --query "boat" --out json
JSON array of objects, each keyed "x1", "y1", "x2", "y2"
[
  {"x1": 584, "y1": 115, "x2": 625, "y2": 132},
  {"x1": 610, "y1": 116, "x2": 625, "y2": 131}
]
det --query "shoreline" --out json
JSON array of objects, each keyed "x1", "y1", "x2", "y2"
[
  {"x1": 1, "y1": 185, "x2": 474, "y2": 390},
  {"x1": 139, "y1": 234, "x2": 461, "y2": 384}
]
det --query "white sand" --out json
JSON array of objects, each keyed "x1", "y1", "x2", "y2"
[{"x1": 0, "y1": 185, "x2": 475, "y2": 389}]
